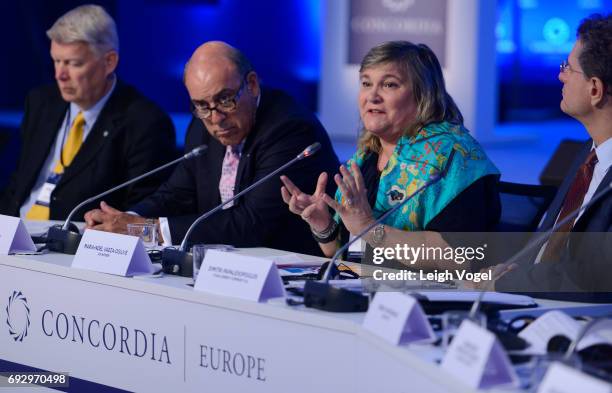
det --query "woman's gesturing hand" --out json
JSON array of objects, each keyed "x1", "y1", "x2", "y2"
[
  {"x1": 323, "y1": 162, "x2": 375, "y2": 235},
  {"x1": 281, "y1": 172, "x2": 332, "y2": 232}
]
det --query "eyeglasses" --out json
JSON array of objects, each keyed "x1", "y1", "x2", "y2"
[
  {"x1": 191, "y1": 76, "x2": 247, "y2": 119},
  {"x1": 560, "y1": 59, "x2": 584, "y2": 75}
]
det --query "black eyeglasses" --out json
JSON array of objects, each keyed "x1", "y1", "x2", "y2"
[
  {"x1": 191, "y1": 76, "x2": 247, "y2": 120},
  {"x1": 560, "y1": 59, "x2": 584, "y2": 75}
]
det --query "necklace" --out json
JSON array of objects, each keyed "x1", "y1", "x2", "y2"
[{"x1": 377, "y1": 148, "x2": 394, "y2": 171}]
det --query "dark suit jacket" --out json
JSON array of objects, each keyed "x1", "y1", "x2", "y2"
[
  {"x1": 131, "y1": 88, "x2": 339, "y2": 256},
  {"x1": 0, "y1": 81, "x2": 176, "y2": 221},
  {"x1": 497, "y1": 140, "x2": 612, "y2": 297}
]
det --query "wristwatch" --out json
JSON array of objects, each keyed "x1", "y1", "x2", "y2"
[{"x1": 371, "y1": 224, "x2": 386, "y2": 246}]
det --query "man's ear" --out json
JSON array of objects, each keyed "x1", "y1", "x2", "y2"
[
  {"x1": 104, "y1": 50, "x2": 119, "y2": 76},
  {"x1": 590, "y1": 76, "x2": 606, "y2": 107},
  {"x1": 246, "y1": 71, "x2": 260, "y2": 97}
]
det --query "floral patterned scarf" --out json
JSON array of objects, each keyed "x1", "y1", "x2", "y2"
[{"x1": 335, "y1": 121, "x2": 500, "y2": 231}]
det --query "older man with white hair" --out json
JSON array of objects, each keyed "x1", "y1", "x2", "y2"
[{"x1": 0, "y1": 4, "x2": 176, "y2": 221}]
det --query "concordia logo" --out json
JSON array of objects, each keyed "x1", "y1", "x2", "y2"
[
  {"x1": 382, "y1": 0, "x2": 415, "y2": 13},
  {"x1": 6, "y1": 291, "x2": 31, "y2": 342}
]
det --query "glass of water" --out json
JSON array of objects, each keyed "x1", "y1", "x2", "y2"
[
  {"x1": 127, "y1": 222, "x2": 158, "y2": 249},
  {"x1": 192, "y1": 244, "x2": 235, "y2": 283}
]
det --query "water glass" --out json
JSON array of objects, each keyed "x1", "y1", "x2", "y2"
[
  {"x1": 192, "y1": 244, "x2": 234, "y2": 283},
  {"x1": 127, "y1": 222, "x2": 158, "y2": 248}
]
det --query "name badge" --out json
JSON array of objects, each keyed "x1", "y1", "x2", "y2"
[
  {"x1": 0, "y1": 215, "x2": 37, "y2": 255},
  {"x1": 36, "y1": 173, "x2": 61, "y2": 206},
  {"x1": 441, "y1": 319, "x2": 518, "y2": 389},
  {"x1": 72, "y1": 229, "x2": 153, "y2": 276},
  {"x1": 537, "y1": 362, "x2": 611, "y2": 393},
  {"x1": 194, "y1": 250, "x2": 285, "y2": 302},
  {"x1": 362, "y1": 292, "x2": 435, "y2": 345}
]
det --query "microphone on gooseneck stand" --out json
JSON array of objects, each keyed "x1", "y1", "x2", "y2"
[
  {"x1": 468, "y1": 179, "x2": 612, "y2": 320},
  {"x1": 303, "y1": 150, "x2": 455, "y2": 312},
  {"x1": 161, "y1": 143, "x2": 322, "y2": 277},
  {"x1": 45, "y1": 145, "x2": 208, "y2": 254}
]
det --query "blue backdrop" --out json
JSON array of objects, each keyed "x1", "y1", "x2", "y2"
[
  {"x1": 0, "y1": 0, "x2": 611, "y2": 190},
  {"x1": 0, "y1": 0, "x2": 322, "y2": 113}
]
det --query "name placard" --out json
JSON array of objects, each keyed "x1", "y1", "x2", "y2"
[
  {"x1": 362, "y1": 292, "x2": 435, "y2": 345},
  {"x1": 72, "y1": 229, "x2": 153, "y2": 276},
  {"x1": 537, "y1": 362, "x2": 611, "y2": 393},
  {"x1": 0, "y1": 214, "x2": 36, "y2": 255},
  {"x1": 441, "y1": 320, "x2": 517, "y2": 389},
  {"x1": 194, "y1": 250, "x2": 285, "y2": 302}
]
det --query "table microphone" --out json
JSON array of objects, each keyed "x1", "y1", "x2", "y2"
[
  {"x1": 162, "y1": 142, "x2": 322, "y2": 276},
  {"x1": 468, "y1": 179, "x2": 612, "y2": 320},
  {"x1": 303, "y1": 150, "x2": 455, "y2": 312},
  {"x1": 46, "y1": 145, "x2": 208, "y2": 254}
]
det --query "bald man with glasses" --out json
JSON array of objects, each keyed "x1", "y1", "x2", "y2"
[{"x1": 85, "y1": 41, "x2": 339, "y2": 255}]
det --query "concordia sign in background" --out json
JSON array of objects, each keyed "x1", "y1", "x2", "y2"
[{"x1": 348, "y1": 0, "x2": 448, "y2": 66}]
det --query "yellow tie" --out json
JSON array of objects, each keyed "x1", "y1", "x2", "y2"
[{"x1": 26, "y1": 112, "x2": 85, "y2": 220}]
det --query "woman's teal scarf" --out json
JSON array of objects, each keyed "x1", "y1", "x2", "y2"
[{"x1": 335, "y1": 121, "x2": 500, "y2": 231}]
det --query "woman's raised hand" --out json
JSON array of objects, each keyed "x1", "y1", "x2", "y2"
[
  {"x1": 281, "y1": 172, "x2": 332, "y2": 232},
  {"x1": 322, "y1": 161, "x2": 375, "y2": 235}
]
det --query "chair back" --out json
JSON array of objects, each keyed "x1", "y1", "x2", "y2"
[{"x1": 497, "y1": 181, "x2": 557, "y2": 232}]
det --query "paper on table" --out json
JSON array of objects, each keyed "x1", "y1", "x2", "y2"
[
  {"x1": 287, "y1": 279, "x2": 363, "y2": 291},
  {"x1": 278, "y1": 266, "x2": 319, "y2": 277},
  {"x1": 23, "y1": 219, "x2": 85, "y2": 237},
  {"x1": 414, "y1": 291, "x2": 536, "y2": 306},
  {"x1": 11, "y1": 250, "x2": 45, "y2": 255},
  {"x1": 518, "y1": 311, "x2": 612, "y2": 354},
  {"x1": 267, "y1": 253, "x2": 323, "y2": 267}
]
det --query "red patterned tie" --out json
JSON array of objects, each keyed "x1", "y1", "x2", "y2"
[{"x1": 541, "y1": 149, "x2": 598, "y2": 262}]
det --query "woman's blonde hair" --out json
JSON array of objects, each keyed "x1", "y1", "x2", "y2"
[{"x1": 357, "y1": 41, "x2": 463, "y2": 153}]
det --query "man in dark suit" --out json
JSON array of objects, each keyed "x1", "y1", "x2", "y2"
[
  {"x1": 496, "y1": 14, "x2": 612, "y2": 295},
  {"x1": 0, "y1": 5, "x2": 176, "y2": 222},
  {"x1": 84, "y1": 41, "x2": 339, "y2": 255}
]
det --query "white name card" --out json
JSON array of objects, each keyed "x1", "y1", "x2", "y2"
[
  {"x1": 72, "y1": 229, "x2": 153, "y2": 276},
  {"x1": 441, "y1": 319, "x2": 518, "y2": 389},
  {"x1": 362, "y1": 292, "x2": 435, "y2": 345},
  {"x1": 0, "y1": 215, "x2": 36, "y2": 255},
  {"x1": 519, "y1": 311, "x2": 612, "y2": 354},
  {"x1": 537, "y1": 362, "x2": 611, "y2": 393},
  {"x1": 194, "y1": 250, "x2": 285, "y2": 302}
]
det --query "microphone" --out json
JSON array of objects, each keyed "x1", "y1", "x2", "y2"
[
  {"x1": 303, "y1": 150, "x2": 455, "y2": 312},
  {"x1": 468, "y1": 179, "x2": 612, "y2": 320},
  {"x1": 161, "y1": 143, "x2": 322, "y2": 276},
  {"x1": 46, "y1": 145, "x2": 208, "y2": 254}
]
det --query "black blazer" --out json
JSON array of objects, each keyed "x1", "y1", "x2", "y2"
[
  {"x1": 132, "y1": 88, "x2": 339, "y2": 256},
  {"x1": 0, "y1": 82, "x2": 177, "y2": 221},
  {"x1": 497, "y1": 140, "x2": 612, "y2": 296}
]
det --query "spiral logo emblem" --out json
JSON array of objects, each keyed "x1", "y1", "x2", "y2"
[{"x1": 6, "y1": 291, "x2": 30, "y2": 342}]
